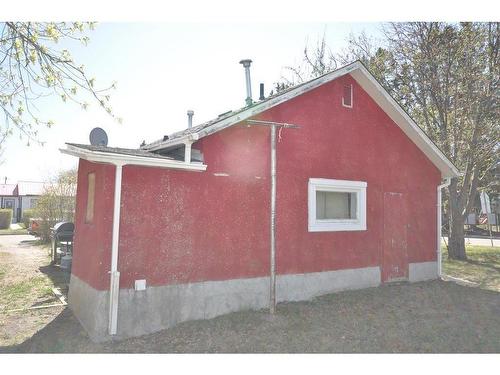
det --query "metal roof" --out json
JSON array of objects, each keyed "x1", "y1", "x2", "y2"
[
  {"x1": 17, "y1": 181, "x2": 46, "y2": 196},
  {"x1": 141, "y1": 61, "x2": 362, "y2": 150},
  {"x1": 66, "y1": 143, "x2": 175, "y2": 160},
  {"x1": 61, "y1": 143, "x2": 207, "y2": 172},
  {"x1": 0, "y1": 184, "x2": 17, "y2": 196},
  {"x1": 140, "y1": 60, "x2": 460, "y2": 178},
  {"x1": 141, "y1": 107, "x2": 247, "y2": 150}
]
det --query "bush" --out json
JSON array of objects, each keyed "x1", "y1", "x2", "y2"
[
  {"x1": 0, "y1": 209, "x2": 13, "y2": 229},
  {"x1": 22, "y1": 208, "x2": 36, "y2": 228},
  {"x1": 33, "y1": 168, "x2": 76, "y2": 242}
]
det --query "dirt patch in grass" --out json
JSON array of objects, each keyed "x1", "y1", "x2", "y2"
[
  {"x1": 0, "y1": 226, "x2": 28, "y2": 236},
  {"x1": 0, "y1": 235, "x2": 69, "y2": 347},
  {"x1": 443, "y1": 245, "x2": 500, "y2": 292}
]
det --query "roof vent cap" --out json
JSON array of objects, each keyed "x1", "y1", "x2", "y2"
[
  {"x1": 187, "y1": 110, "x2": 194, "y2": 129},
  {"x1": 239, "y1": 59, "x2": 253, "y2": 107}
]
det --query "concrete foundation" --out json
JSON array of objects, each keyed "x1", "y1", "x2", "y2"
[
  {"x1": 69, "y1": 265, "x2": 381, "y2": 341},
  {"x1": 115, "y1": 276, "x2": 270, "y2": 340},
  {"x1": 68, "y1": 274, "x2": 109, "y2": 342},
  {"x1": 408, "y1": 261, "x2": 438, "y2": 282},
  {"x1": 277, "y1": 266, "x2": 381, "y2": 302}
]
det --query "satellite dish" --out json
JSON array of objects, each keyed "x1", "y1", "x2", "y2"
[{"x1": 89, "y1": 127, "x2": 108, "y2": 146}]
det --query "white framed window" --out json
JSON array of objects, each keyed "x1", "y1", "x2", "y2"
[
  {"x1": 342, "y1": 84, "x2": 353, "y2": 108},
  {"x1": 308, "y1": 178, "x2": 367, "y2": 232}
]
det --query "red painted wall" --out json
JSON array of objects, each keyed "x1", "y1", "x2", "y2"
[
  {"x1": 72, "y1": 73, "x2": 441, "y2": 291},
  {"x1": 72, "y1": 159, "x2": 115, "y2": 290}
]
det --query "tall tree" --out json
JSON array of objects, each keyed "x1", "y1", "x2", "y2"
[
  {"x1": 280, "y1": 23, "x2": 499, "y2": 260},
  {"x1": 0, "y1": 22, "x2": 118, "y2": 158}
]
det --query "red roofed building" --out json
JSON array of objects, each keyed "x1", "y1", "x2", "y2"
[{"x1": 0, "y1": 180, "x2": 45, "y2": 223}]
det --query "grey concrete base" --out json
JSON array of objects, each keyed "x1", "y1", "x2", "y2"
[
  {"x1": 69, "y1": 266, "x2": 381, "y2": 342},
  {"x1": 409, "y1": 261, "x2": 438, "y2": 282},
  {"x1": 277, "y1": 266, "x2": 381, "y2": 302},
  {"x1": 68, "y1": 274, "x2": 109, "y2": 342},
  {"x1": 115, "y1": 276, "x2": 270, "y2": 340}
]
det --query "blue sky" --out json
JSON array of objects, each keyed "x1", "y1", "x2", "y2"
[{"x1": 1, "y1": 22, "x2": 383, "y2": 183}]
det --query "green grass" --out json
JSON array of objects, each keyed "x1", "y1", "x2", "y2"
[
  {"x1": 0, "y1": 276, "x2": 54, "y2": 311},
  {"x1": 4, "y1": 277, "x2": 49, "y2": 299},
  {"x1": 442, "y1": 245, "x2": 500, "y2": 292},
  {"x1": 0, "y1": 254, "x2": 7, "y2": 281},
  {"x1": 0, "y1": 250, "x2": 57, "y2": 311}
]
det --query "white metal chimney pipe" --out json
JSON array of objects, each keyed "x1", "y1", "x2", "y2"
[
  {"x1": 187, "y1": 110, "x2": 194, "y2": 129},
  {"x1": 239, "y1": 59, "x2": 253, "y2": 106}
]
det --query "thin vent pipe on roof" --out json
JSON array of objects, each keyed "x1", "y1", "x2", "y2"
[
  {"x1": 259, "y1": 83, "x2": 265, "y2": 101},
  {"x1": 239, "y1": 59, "x2": 253, "y2": 107},
  {"x1": 187, "y1": 110, "x2": 194, "y2": 129}
]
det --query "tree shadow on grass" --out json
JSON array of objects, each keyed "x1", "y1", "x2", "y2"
[
  {"x1": 465, "y1": 258, "x2": 500, "y2": 272},
  {"x1": 0, "y1": 307, "x2": 96, "y2": 353},
  {"x1": 3, "y1": 281, "x2": 500, "y2": 353},
  {"x1": 38, "y1": 264, "x2": 70, "y2": 294}
]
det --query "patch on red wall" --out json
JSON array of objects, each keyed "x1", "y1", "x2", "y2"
[{"x1": 382, "y1": 192, "x2": 408, "y2": 282}]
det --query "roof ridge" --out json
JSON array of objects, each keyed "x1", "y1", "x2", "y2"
[{"x1": 142, "y1": 61, "x2": 361, "y2": 150}]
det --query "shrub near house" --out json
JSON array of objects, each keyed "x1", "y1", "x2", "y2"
[
  {"x1": 22, "y1": 208, "x2": 36, "y2": 228},
  {"x1": 0, "y1": 209, "x2": 13, "y2": 229},
  {"x1": 32, "y1": 169, "x2": 76, "y2": 242}
]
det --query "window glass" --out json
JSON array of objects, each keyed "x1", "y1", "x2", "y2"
[{"x1": 316, "y1": 191, "x2": 357, "y2": 220}]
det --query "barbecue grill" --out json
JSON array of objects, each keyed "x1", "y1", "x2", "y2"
[{"x1": 50, "y1": 222, "x2": 74, "y2": 267}]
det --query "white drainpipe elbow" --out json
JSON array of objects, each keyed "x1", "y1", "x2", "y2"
[{"x1": 437, "y1": 177, "x2": 451, "y2": 279}]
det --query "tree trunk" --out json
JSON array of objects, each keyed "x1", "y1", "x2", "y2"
[
  {"x1": 447, "y1": 180, "x2": 467, "y2": 260},
  {"x1": 448, "y1": 211, "x2": 467, "y2": 260}
]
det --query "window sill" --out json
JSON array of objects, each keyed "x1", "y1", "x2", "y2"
[{"x1": 308, "y1": 221, "x2": 367, "y2": 232}]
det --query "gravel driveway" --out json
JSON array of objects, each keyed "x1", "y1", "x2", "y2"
[
  {"x1": 3, "y1": 279, "x2": 500, "y2": 353},
  {"x1": 0, "y1": 235, "x2": 69, "y2": 347}
]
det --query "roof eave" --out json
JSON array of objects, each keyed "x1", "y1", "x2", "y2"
[
  {"x1": 60, "y1": 144, "x2": 207, "y2": 172},
  {"x1": 142, "y1": 132, "x2": 200, "y2": 152}
]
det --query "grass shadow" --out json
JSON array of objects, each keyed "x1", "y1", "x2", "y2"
[
  {"x1": 38, "y1": 264, "x2": 70, "y2": 295},
  {"x1": 464, "y1": 258, "x2": 500, "y2": 272},
  {"x1": 18, "y1": 239, "x2": 48, "y2": 248},
  {"x1": 4, "y1": 281, "x2": 500, "y2": 353},
  {"x1": 0, "y1": 307, "x2": 91, "y2": 353}
]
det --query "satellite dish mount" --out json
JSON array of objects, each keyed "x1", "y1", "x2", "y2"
[{"x1": 89, "y1": 127, "x2": 108, "y2": 146}]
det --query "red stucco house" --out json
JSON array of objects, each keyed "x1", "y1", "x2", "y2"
[{"x1": 61, "y1": 61, "x2": 459, "y2": 341}]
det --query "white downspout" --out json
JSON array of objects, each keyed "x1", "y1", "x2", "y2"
[
  {"x1": 437, "y1": 177, "x2": 451, "y2": 279},
  {"x1": 184, "y1": 141, "x2": 193, "y2": 163},
  {"x1": 269, "y1": 125, "x2": 277, "y2": 314},
  {"x1": 109, "y1": 162, "x2": 124, "y2": 335}
]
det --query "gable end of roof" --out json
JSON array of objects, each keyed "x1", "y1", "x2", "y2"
[{"x1": 143, "y1": 61, "x2": 459, "y2": 178}]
